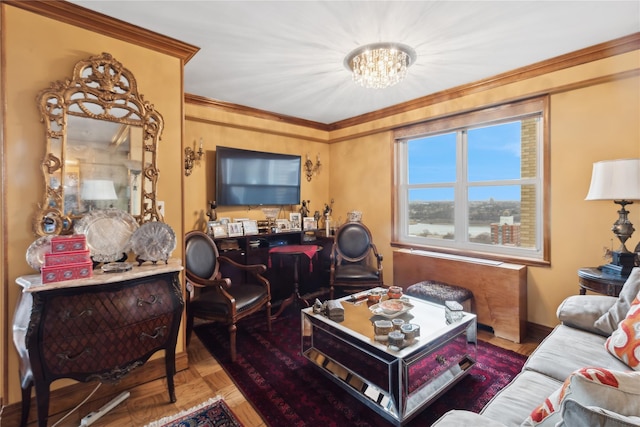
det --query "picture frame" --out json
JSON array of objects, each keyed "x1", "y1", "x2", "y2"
[
  {"x1": 276, "y1": 219, "x2": 290, "y2": 232},
  {"x1": 289, "y1": 213, "x2": 301, "y2": 230},
  {"x1": 227, "y1": 222, "x2": 244, "y2": 237},
  {"x1": 242, "y1": 220, "x2": 259, "y2": 235},
  {"x1": 303, "y1": 216, "x2": 317, "y2": 231},
  {"x1": 212, "y1": 224, "x2": 228, "y2": 238},
  {"x1": 206, "y1": 221, "x2": 220, "y2": 236}
]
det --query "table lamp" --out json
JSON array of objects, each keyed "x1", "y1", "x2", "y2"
[
  {"x1": 585, "y1": 158, "x2": 640, "y2": 275},
  {"x1": 81, "y1": 179, "x2": 118, "y2": 211}
]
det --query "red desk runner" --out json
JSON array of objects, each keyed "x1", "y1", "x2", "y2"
[{"x1": 268, "y1": 245, "x2": 320, "y2": 272}]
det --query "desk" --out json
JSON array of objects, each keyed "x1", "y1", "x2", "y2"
[
  {"x1": 269, "y1": 245, "x2": 321, "y2": 318},
  {"x1": 578, "y1": 267, "x2": 628, "y2": 297},
  {"x1": 13, "y1": 260, "x2": 183, "y2": 427}
]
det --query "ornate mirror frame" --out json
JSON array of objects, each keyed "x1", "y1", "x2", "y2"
[{"x1": 34, "y1": 52, "x2": 164, "y2": 236}]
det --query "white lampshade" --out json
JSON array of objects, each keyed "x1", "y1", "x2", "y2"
[
  {"x1": 585, "y1": 159, "x2": 640, "y2": 201},
  {"x1": 81, "y1": 179, "x2": 118, "y2": 201}
]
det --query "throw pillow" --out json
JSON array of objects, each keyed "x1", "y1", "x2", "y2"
[
  {"x1": 605, "y1": 290, "x2": 640, "y2": 370},
  {"x1": 521, "y1": 367, "x2": 640, "y2": 426},
  {"x1": 522, "y1": 376, "x2": 572, "y2": 426},
  {"x1": 595, "y1": 267, "x2": 640, "y2": 335}
]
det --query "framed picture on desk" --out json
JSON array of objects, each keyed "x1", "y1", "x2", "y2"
[
  {"x1": 289, "y1": 213, "x2": 301, "y2": 230},
  {"x1": 303, "y1": 216, "x2": 317, "y2": 230},
  {"x1": 228, "y1": 222, "x2": 243, "y2": 237},
  {"x1": 242, "y1": 220, "x2": 258, "y2": 235}
]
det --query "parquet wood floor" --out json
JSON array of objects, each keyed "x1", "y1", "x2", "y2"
[{"x1": 33, "y1": 324, "x2": 541, "y2": 427}]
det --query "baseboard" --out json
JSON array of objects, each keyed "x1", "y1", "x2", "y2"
[
  {"x1": 2, "y1": 351, "x2": 188, "y2": 426},
  {"x1": 526, "y1": 321, "x2": 553, "y2": 342}
]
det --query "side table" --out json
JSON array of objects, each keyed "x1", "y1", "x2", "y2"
[
  {"x1": 577, "y1": 267, "x2": 628, "y2": 297},
  {"x1": 268, "y1": 244, "x2": 322, "y2": 318}
]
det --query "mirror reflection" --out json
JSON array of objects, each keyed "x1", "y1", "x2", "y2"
[
  {"x1": 34, "y1": 52, "x2": 164, "y2": 236},
  {"x1": 65, "y1": 116, "x2": 143, "y2": 216}
]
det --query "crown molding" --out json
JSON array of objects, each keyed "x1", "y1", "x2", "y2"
[
  {"x1": 185, "y1": 94, "x2": 329, "y2": 132},
  {"x1": 328, "y1": 32, "x2": 640, "y2": 130},
  {"x1": 3, "y1": 0, "x2": 200, "y2": 63}
]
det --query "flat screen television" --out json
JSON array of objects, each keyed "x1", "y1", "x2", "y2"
[{"x1": 215, "y1": 146, "x2": 301, "y2": 206}]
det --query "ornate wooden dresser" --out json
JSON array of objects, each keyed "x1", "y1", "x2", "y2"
[{"x1": 13, "y1": 259, "x2": 184, "y2": 427}]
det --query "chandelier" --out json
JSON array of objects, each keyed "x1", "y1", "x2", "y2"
[{"x1": 344, "y1": 42, "x2": 416, "y2": 89}]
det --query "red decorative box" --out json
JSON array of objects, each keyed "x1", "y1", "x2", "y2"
[
  {"x1": 41, "y1": 261, "x2": 93, "y2": 284},
  {"x1": 44, "y1": 250, "x2": 91, "y2": 267},
  {"x1": 50, "y1": 235, "x2": 87, "y2": 253}
]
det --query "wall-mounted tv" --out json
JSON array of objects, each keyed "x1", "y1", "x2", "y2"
[{"x1": 215, "y1": 146, "x2": 301, "y2": 206}]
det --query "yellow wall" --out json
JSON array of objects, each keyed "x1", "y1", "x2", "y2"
[
  {"x1": 328, "y1": 53, "x2": 640, "y2": 329},
  {"x1": 183, "y1": 50, "x2": 639, "y2": 332},
  {"x1": 2, "y1": 0, "x2": 639, "y2": 413},
  {"x1": 1, "y1": 5, "x2": 185, "y2": 404},
  {"x1": 184, "y1": 104, "x2": 330, "y2": 231}
]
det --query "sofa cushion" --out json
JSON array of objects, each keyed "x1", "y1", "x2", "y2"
[
  {"x1": 524, "y1": 324, "x2": 629, "y2": 382},
  {"x1": 560, "y1": 399, "x2": 640, "y2": 427},
  {"x1": 595, "y1": 267, "x2": 640, "y2": 335},
  {"x1": 479, "y1": 370, "x2": 561, "y2": 427},
  {"x1": 522, "y1": 367, "x2": 640, "y2": 427},
  {"x1": 556, "y1": 294, "x2": 617, "y2": 336},
  {"x1": 605, "y1": 290, "x2": 640, "y2": 370},
  {"x1": 431, "y1": 410, "x2": 509, "y2": 427}
]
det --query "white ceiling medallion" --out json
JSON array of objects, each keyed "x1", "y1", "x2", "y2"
[{"x1": 344, "y1": 42, "x2": 417, "y2": 89}]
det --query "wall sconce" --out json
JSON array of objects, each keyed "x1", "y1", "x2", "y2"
[
  {"x1": 304, "y1": 153, "x2": 321, "y2": 181},
  {"x1": 185, "y1": 138, "x2": 204, "y2": 176}
]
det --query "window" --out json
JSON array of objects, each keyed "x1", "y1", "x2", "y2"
[{"x1": 393, "y1": 97, "x2": 549, "y2": 263}]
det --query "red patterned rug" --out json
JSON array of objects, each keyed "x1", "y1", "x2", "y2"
[
  {"x1": 195, "y1": 311, "x2": 527, "y2": 426},
  {"x1": 143, "y1": 396, "x2": 242, "y2": 427}
]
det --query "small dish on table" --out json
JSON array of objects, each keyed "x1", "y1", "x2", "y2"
[{"x1": 369, "y1": 299, "x2": 414, "y2": 318}]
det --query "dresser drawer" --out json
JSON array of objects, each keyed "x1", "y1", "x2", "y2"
[
  {"x1": 41, "y1": 276, "x2": 178, "y2": 338},
  {"x1": 42, "y1": 312, "x2": 176, "y2": 376}
]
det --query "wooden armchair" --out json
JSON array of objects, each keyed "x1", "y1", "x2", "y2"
[
  {"x1": 184, "y1": 231, "x2": 271, "y2": 362},
  {"x1": 329, "y1": 222, "x2": 384, "y2": 299}
]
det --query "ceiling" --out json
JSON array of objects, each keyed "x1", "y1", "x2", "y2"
[{"x1": 71, "y1": 1, "x2": 639, "y2": 125}]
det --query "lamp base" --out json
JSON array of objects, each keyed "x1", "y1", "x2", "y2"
[{"x1": 602, "y1": 251, "x2": 635, "y2": 276}]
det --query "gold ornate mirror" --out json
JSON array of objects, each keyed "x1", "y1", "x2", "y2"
[{"x1": 34, "y1": 52, "x2": 164, "y2": 236}]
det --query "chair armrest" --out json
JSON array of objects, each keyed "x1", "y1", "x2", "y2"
[
  {"x1": 218, "y1": 255, "x2": 267, "y2": 274},
  {"x1": 217, "y1": 256, "x2": 271, "y2": 292},
  {"x1": 556, "y1": 295, "x2": 618, "y2": 335},
  {"x1": 432, "y1": 410, "x2": 508, "y2": 427},
  {"x1": 369, "y1": 243, "x2": 383, "y2": 263},
  {"x1": 186, "y1": 269, "x2": 231, "y2": 290}
]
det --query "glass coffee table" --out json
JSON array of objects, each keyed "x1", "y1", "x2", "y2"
[{"x1": 301, "y1": 288, "x2": 477, "y2": 426}]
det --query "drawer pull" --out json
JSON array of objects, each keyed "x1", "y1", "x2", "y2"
[
  {"x1": 137, "y1": 295, "x2": 161, "y2": 306},
  {"x1": 62, "y1": 308, "x2": 93, "y2": 320},
  {"x1": 57, "y1": 348, "x2": 91, "y2": 366},
  {"x1": 140, "y1": 326, "x2": 167, "y2": 341}
]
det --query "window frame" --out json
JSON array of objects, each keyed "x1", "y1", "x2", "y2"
[{"x1": 392, "y1": 96, "x2": 550, "y2": 265}]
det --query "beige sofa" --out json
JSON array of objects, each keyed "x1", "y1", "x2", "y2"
[{"x1": 433, "y1": 268, "x2": 640, "y2": 427}]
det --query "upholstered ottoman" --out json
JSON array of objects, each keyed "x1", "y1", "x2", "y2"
[{"x1": 405, "y1": 280, "x2": 473, "y2": 312}]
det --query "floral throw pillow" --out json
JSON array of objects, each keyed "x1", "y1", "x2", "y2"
[
  {"x1": 522, "y1": 378, "x2": 570, "y2": 425},
  {"x1": 605, "y1": 289, "x2": 640, "y2": 370},
  {"x1": 521, "y1": 367, "x2": 640, "y2": 426}
]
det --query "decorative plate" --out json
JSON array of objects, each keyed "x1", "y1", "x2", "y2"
[
  {"x1": 369, "y1": 300, "x2": 414, "y2": 319},
  {"x1": 101, "y1": 262, "x2": 133, "y2": 273},
  {"x1": 26, "y1": 235, "x2": 53, "y2": 271},
  {"x1": 130, "y1": 221, "x2": 176, "y2": 265},
  {"x1": 74, "y1": 209, "x2": 139, "y2": 262}
]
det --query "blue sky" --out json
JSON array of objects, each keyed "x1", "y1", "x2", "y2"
[{"x1": 408, "y1": 121, "x2": 523, "y2": 201}]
